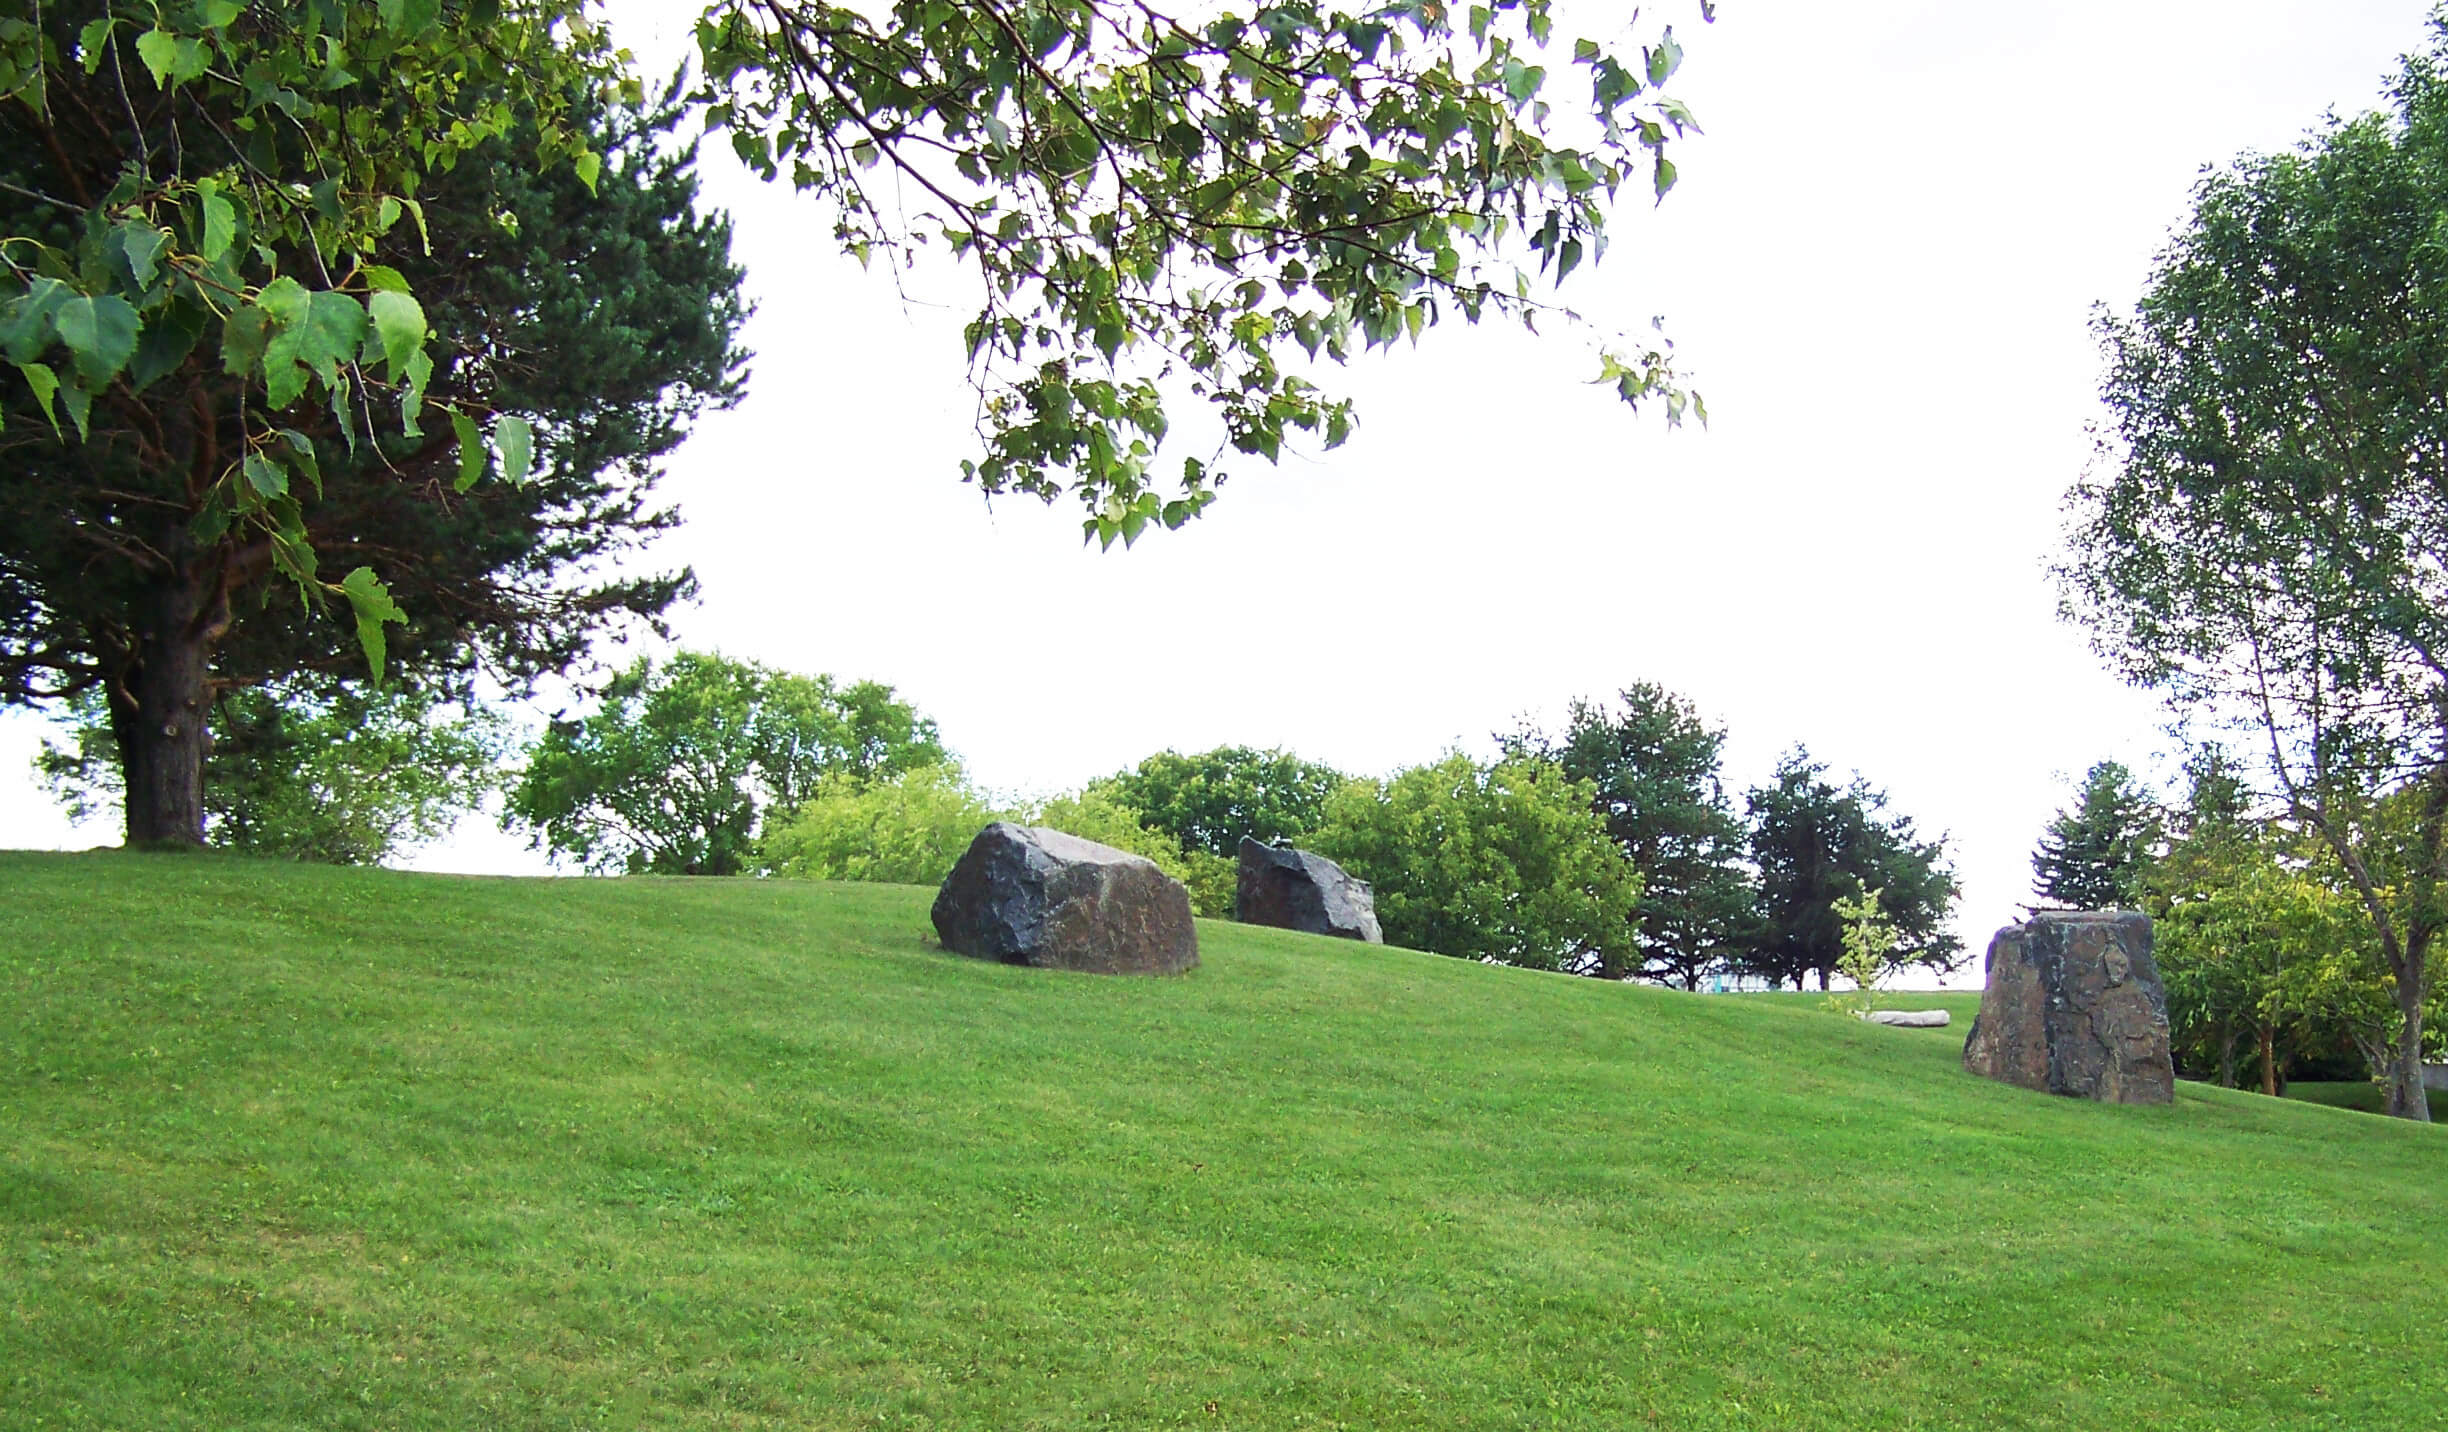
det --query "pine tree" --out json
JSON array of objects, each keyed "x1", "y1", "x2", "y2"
[{"x1": 2030, "y1": 761, "x2": 2163, "y2": 909}]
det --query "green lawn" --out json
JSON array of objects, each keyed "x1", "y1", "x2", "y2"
[
  {"x1": 2286, "y1": 1080, "x2": 2448, "y2": 1121},
  {"x1": 3, "y1": 851, "x2": 2443, "y2": 1430}
]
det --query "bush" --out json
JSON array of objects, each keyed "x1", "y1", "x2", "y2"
[
  {"x1": 760, "y1": 765, "x2": 995, "y2": 885},
  {"x1": 1311, "y1": 754, "x2": 1641, "y2": 969}
]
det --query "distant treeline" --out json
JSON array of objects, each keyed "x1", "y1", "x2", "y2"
[{"x1": 38, "y1": 652, "x2": 1964, "y2": 991}]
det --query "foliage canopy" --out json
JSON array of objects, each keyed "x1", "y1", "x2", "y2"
[
  {"x1": 2030, "y1": 760, "x2": 2161, "y2": 910},
  {"x1": 1506, "y1": 684, "x2": 1752, "y2": 984},
  {"x1": 694, "y1": 0, "x2": 1712, "y2": 547},
  {"x1": 506, "y1": 651, "x2": 946, "y2": 875},
  {"x1": 2063, "y1": 16, "x2": 2448, "y2": 1116},
  {"x1": 1742, "y1": 749, "x2": 1959, "y2": 991},
  {"x1": 1311, "y1": 751, "x2": 1639, "y2": 970}
]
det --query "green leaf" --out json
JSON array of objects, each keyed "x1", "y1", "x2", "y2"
[
  {"x1": 399, "y1": 197, "x2": 430, "y2": 255},
  {"x1": 367, "y1": 290, "x2": 425, "y2": 378},
  {"x1": 127, "y1": 304, "x2": 204, "y2": 391},
  {"x1": 114, "y1": 221, "x2": 168, "y2": 288},
  {"x1": 199, "y1": 0, "x2": 244, "y2": 25},
  {"x1": 1, "y1": 277, "x2": 70, "y2": 364},
  {"x1": 242, "y1": 451, "x2": 287, "y2": 498},
  {"x1": 337, "y1": 567, "x2": 407, "y2": 682},
  {"x1": 16, "y1": 361, "x2": 60, "y2": 435},
  {"x1": 219, "y1": 304, "x2": 269, "y2": 378},
  {"x1": 198, "y1": 191, "x2": 237, "y2": 261},
  {"x1": 451, "y1": 408, "x2": 487, "y2": 491},
  {"x1": 76, "y1": 18, "x2": 116, "y2": 71},
  {"x1": 256, "y1": 276, "x2": 311, "y2": 330},
  {"x1": 573, "y1": 150, "x2": 602, "y2": 194},
  {"x1": 1648, "y1": 31, "x2": 1683, "y2": 86},
  {"x1": 263, "y1": 353, "x2": 308, "y2": 409},
  {"x1": 301, "y1": 290, "x2": 369, "y2": 386},
  {"x1": 494, "y1": 414, "x2": 533, "y2": 486},
  {"x1": 53, "y1": 295, "x2": 139, "y2": 385},
  {"x1": 59, "y1": 378, "x2": 91, "y2": 440},
  {"x1": 361, "y1": 265, "x2": 411, "y2": 295},
  {"x1": 135, "y1": 28, "x2": 177, "y2": 88},
  {"x1": 399, "y1": 348, "x2": 432, "y2": 438},
  {"x1": 279, "y1": 429, "x2": 323, "y2": 496},
  {"x1": 188, "y1": 500, "x2": 232, "y2": 548}
]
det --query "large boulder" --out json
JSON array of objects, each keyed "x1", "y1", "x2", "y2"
[
  {"x1": 931, "y1": 823, "x2": 1198, "y2": 975},
  {"x1": 1962, "y1": 910, "x2": 2173, "y2": 1104},
  {"x1": 1235, "y1": 837, "x2": 1383, "y2": 943}
]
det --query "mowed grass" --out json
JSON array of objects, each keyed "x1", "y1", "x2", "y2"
[
  {"x1": 2, "y1": 852, "x2": 2443, "y2": 1430},
  {"x1": 2286, "y1": 1080, "x2": 2448, "y2": 1120}
]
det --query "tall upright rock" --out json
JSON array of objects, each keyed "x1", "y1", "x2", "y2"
[
  {"x1": 1962, "y1": 910, "x2": 2174, "y2": 1104},
  {"x1": 931, "y1": 824, "x2": 1199, "y2": 975},
  {"x1": 1235, "y1": 838, "x2": 1383, "y2": 943}
]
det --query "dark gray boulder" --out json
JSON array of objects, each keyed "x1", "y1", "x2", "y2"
[
  {"x1": 1234, "y1": 837, "x2": 1383, "y2": 943},
  {"x1": 1962, "y1": 910, "x2": 2173, "y2": 1104},
  {"x1": 931, "y1": 823, "x2": 1198, "y2": 975}
]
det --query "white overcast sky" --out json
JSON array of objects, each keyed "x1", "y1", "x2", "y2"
[{"x1": 1, "y1": 0, "x2": 2436, "y2": 981}]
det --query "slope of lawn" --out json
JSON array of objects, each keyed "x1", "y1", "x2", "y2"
[
  {"x1": 2, "y1": 850, "x2": 2443, "y2": 1431},
  {"x1": 2285, "y1": 1080, "x2": 2448, "y2": 1120}
]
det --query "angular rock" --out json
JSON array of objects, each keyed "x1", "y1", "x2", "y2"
[
  {"x1": 931, "y1": 823, "x2": 1198, "y2": 975},
  {"x1": 1962, "y1": 911, "x2": 2173, "y2": 1103},
  {"x1": 1234, "y1": 837, "x2": 1383, "y2": 943},
  {"x1": 1865, "y1": 1008, "x2": 1951, "y2": 1028}
]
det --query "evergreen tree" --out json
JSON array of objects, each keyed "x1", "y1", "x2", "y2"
[
  {"x1": 1743, "y1": 749, "x2": 1961, "y2": 991},
  {"x1": 2030, "y1": 761, "x2": 2163, "y2": 909},
  {"x1": 1506, "y1": 684, "x2": 1753, "y2": 984},
  {"x1": 2, "y1": 68, "x2": 748, "y2": 846}
]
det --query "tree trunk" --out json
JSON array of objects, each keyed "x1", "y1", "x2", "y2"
[
  {"x1": 1816, "y1": 966, "x2": 1830, "y2": 992},
  {"x1": 2385, "y1": 976, "x2": 2432, "y2": 1122},
  {"x1": 2216, "y1": 1022, "x2": 2237, "y2": 1089},
  {"x1": 112, "y1": 564, "x2": 218, "y2": 849},
  {"x1": 2259, "y1": 1021, "x2": 2277, "y2": 1098}
]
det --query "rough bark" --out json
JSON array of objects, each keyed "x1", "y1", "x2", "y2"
[
  {"x1": 112, "y1": 561, "x2": 219, "y2": 849},
  {"x1": 2387, "y1": 977, "x2": 2431, "y2": 1121}
]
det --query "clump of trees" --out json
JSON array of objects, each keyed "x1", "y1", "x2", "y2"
[
  {"x1": 2065, "y1": 747, "x2": 2448, "y2": 1104},
  {"x1": 34, "y1": 650, "x2": 1969, "y2": 993},
  {"x1": 505, "y1": 651, "x2": 946, "y2": 876}
]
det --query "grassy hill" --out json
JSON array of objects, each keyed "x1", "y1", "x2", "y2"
[{"x1": 2, "y1": 851, "x2": 2442, "y2": 1430}]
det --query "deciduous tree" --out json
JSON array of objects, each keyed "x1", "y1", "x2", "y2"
[
  {"x1": 36, "y1": 678, "x2": 506, "y2": 865},
  {"x1": 760, "y1": 762, "x2": 996, "y2": 884},
  {"x1": 1089, "y1": 745, "x2": 1347, "y2": 859},
  {"x1": 2062, "y1": 17, "x2": 2448, "y2": 1118},
  {"x1": 1310, "y1": 752, "x2": 1639, "y2": 969},
  {"x1": 506, "y1": 651, "x2": 945, "y2": 874}
]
